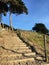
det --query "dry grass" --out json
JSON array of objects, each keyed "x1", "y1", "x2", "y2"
[{"x1": 16, "y1": 30, "x2": 49, "y2": 56}]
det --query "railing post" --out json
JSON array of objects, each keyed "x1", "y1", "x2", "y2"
[{"x1": 44, "y1": 35, "x2": 47, "y2": 62}]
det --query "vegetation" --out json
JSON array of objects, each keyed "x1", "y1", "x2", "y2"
[
  {"x1": 15, "y1": 29, "x2": 49, "y2": 56},
  {"x1": 0, "y1": 0, "x2": 28, "y2": 30},
  {"x1": 32, "y1": 23, "x2": 49, "y2": 62},
  {"x1": 32, "y1": 23, "x2": 48, "y2": 34}
]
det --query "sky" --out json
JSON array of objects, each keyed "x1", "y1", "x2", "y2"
[{"x1": 2, "y1": 0, "x2": 49, "y2": 30}]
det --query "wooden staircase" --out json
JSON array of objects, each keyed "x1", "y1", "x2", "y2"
[
  {"x1": 0, "y1": 29, "x2": 36, "y2": 65},
  {"x1": 0, "y1": 29, "x2": 49, "y2": 65}
]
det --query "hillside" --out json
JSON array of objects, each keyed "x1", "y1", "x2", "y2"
[
  {"x1": 15, "y1": 29, "x2": 49, "y2": 56},
  {"x1": 0, "y1": 28, "x2": 36, "y2": 65},
  {"x1": 0, "y1": 26, "x2": 49, "y2": 65}
]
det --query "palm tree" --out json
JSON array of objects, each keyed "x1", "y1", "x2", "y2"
[{"x1": 0, "y1": 0, "x2": 28, "y2": 30}]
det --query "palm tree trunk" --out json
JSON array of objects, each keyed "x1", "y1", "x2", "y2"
[{"x1": 9, "y1": 12, "x2": 13, "y2": 30}]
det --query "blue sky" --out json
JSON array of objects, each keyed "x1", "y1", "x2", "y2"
[{"x1": 2, "y1": 0, "x2": 49, "y2": 30}]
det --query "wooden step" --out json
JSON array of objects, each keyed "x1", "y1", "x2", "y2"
[
  {"x1": 14, "y1": 44, "x2": 26, "y2": 46},
  {"x1": 15, "y1": 43, "x2": 25, "y2": 45},
  {"x1": 4, "y1": 45, "x2": 27, "y2": 49},
  {"x1": 17, "y1": 49, "x2": 31, "y2": 51},
  {"x1": 36, "y1": 56, "x2": 43, "y2": 60},
  {"x1": 24, "y1": 52, "x2": 36, "y2": 57},
  {"x1": 13, "y1": 46, "x2": 29, "y2": 49},
  {"x1": 17, "y1": 49, "x2": 32, "y2": 53},
  {"x1": 0, "y1": 61, "x2": 35, "y2": 65},
  {"x1": 19, "y1": 48, "x2": 30, "y2": 50},
  {"x1": 5, "y1": 47, "x2": 29, "y2": 50},
  {"x1": 1, "y1": 57, "x2": 34, "y2": 63},
  {"x1": 0, "y1": 54, "x2": 22, "y2": 57},
  {"x1": 0, "y1": 52, "x2": 36, "y2": 58},
  {"x1": 14, "y1": 45, "x2": 27, "y2": 47},
  {"x1": 5, "y1": 43, "x2": 26, "y2": 45},
  {"x1": 3, "y1": 49, "x2": 32, "y2": 54},
  {"x1": 0, "y1": 54, "x2": 23, "y2": 61},
  {"x1": 13, "y1": 47, "x2": 30, "y2": 50},
  {"x1": 5, "y1": 44, "x2": 27, "y2": 46}
]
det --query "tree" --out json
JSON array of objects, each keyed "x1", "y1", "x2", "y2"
[
  {"x1": 32, "y1": 23, "x2": 49, "y2": 62},
  {"x1": 0, "y1": 1, "x2": 8, "y2": 15},
  {"x1": 32, "y1": 23, "x2": 48, "y2": 34},
  {"x1": 0, "y1": 0, "x2": 28, "y2": 30},
  {"x1": 0, "y1": 1, "x2": 8, "y2": 27}
]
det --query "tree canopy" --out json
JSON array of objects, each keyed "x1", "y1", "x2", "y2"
[
  {"x1": 32, "y1": 23, "x2": 48, "y2": 34},
  {"x1": 0, "y1": 0, "x2": 28, "y2": 15},
  {"x1": 0, "y1": 1, "x2": 8, "y2": 15},
  {"x1": 0, "y1": 0, "x2": 28, "y2": 30}
]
